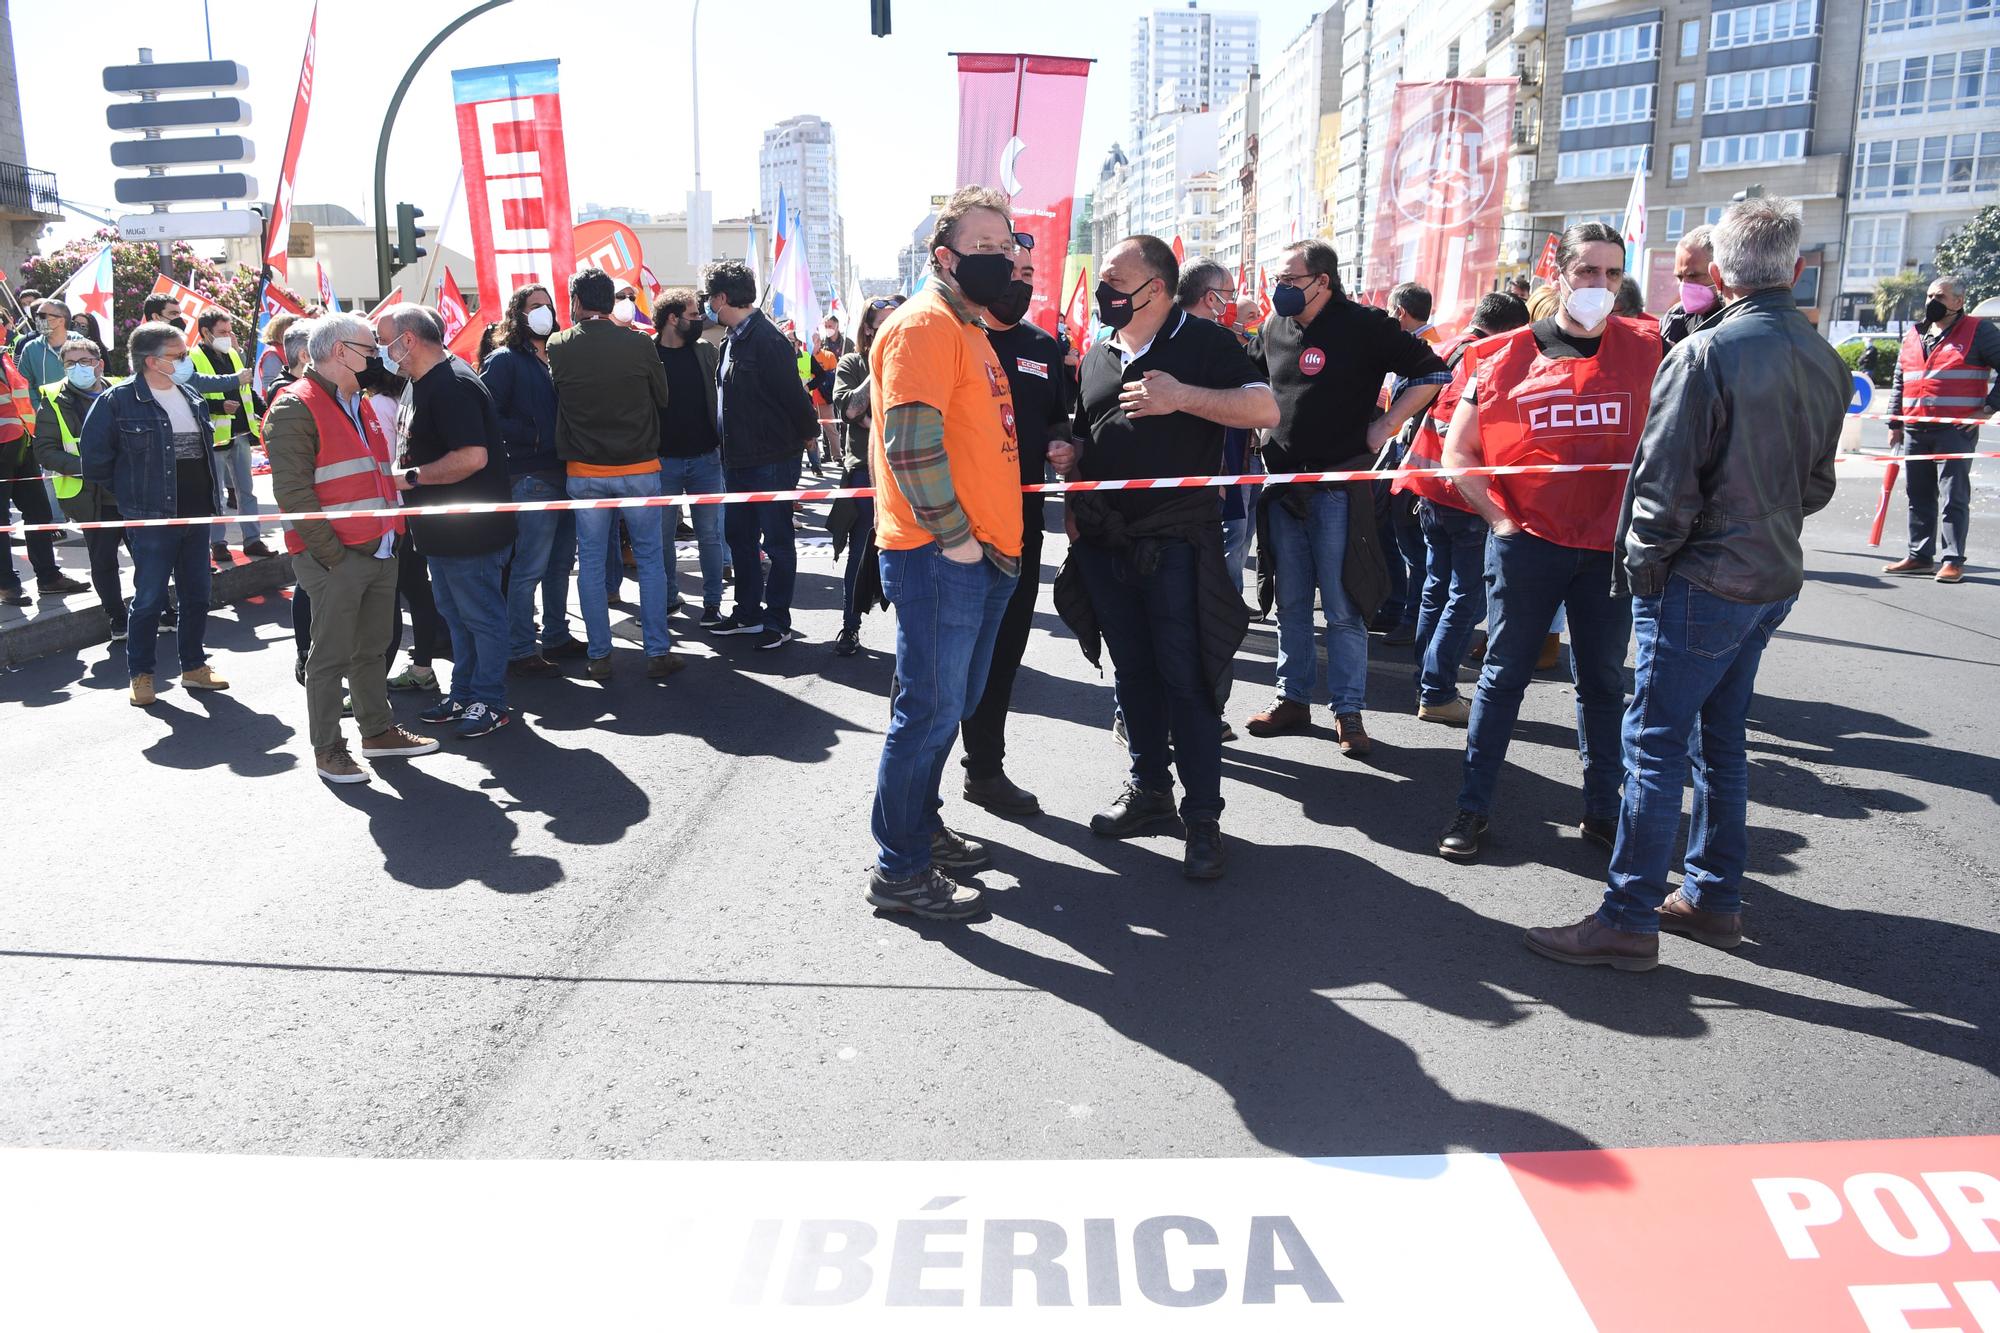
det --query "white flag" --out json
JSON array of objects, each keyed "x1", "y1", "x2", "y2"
[
  {"x1": 769, "y1": 216, "x2": 822, "y2": 345},
  {"x1": 1621, "y1": 161, "x2": 1648, "y2": 295}
]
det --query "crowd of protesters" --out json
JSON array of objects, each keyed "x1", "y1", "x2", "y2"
[{"x1": 6, "y1": 183, "x2": 1995, "y2": 972}]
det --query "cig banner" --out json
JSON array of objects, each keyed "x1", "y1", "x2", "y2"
[
  {"x1": 450, "y1": 60, "x2": 578, "y2": 324},
  {"x1": 955, "y1": 53, "x2": 1092, "y2": 336},
  {"x1": 1364, "y1": 79, "x2": 1515, "y2": 332}
]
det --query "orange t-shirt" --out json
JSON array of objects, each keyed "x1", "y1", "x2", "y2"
[{"x1": 868, "y1": 286, "x2": 1023, "y2": 557}]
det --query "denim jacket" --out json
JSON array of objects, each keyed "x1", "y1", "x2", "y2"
[{"x1": 79, "y1": 377, "x2": 219, "y2": 521}]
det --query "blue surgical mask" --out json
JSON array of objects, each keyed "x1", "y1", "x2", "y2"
[
  {"x1": 66, "y1": 364, "x2": 97, "y2": 391},
  {"x1": 1271, "y1": 281, "x2": 1310, "y2": 319},
  {"x1": 379, "y1": 335, "x2": 404, "y2": 379},
  {"x1": 169, "y1": 355, "x2": 195, "y2": 385}
]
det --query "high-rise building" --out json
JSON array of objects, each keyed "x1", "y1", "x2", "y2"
[
  {"x1": 1216, "y1": 75, "x2": 1262, "y2": 278},
  {"x1": 1255, "y1": 6, "x2": 1344, "y2": 282},
  {"x1": 1128, "y1": 6, "x2": 1263, "y2": 237},
  {"x1": 1839, "y1": 0, "x2": 2000, "y2": 320},
  {"x1": 1141, "y1": 110, "x2": 1223, "y2": 238},
  {"x1": 759, "y1": 115, "x2": 846, "y2": 306},
  {"x1": 1092, "y1": 144, "x2": 1140, "y2": 267}
]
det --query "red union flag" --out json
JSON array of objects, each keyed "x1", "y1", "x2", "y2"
[
  {"x1": 262, "y1": 2, "x2": 317, "y2": 282},
  {"x1": 436, "y1": 267, "x2": 471, "y2": 345},
  {"x1": 148, "y1": 275, "x2": 225, "y2": 331},
  {"x1": 451, "y1": 60, "x2": 578, "y2": 325},
  {"x1": 1365, "y1": 79, "x2": 1516, "y2": 334},
  {"x1": 1534, "y1": 233, "x2": 1561, "y2": 283},
  {"x1": 955, "y1": 53, "x2": 1091, "y2": 336}
]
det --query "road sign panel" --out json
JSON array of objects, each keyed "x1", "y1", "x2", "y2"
[
  {"x1": 116, "y1": 210, "x2": 263, "y2": 242},
  {"x1": 110, "y1": 136, "x2": 255, "y2": 169},
  {"x1": 114, "y1": 173, "x2": 257, "y2": 205},
  {"x1": 107, "y1": 98, "x2": 251, "y2": 133},
  {"x1": 102, "y1": 61, "x2": 248, "y2": 95}
]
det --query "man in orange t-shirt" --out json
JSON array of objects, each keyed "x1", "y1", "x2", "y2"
[{"x1": 863, "y1": 185, "x2": 1025, "y2": 922}]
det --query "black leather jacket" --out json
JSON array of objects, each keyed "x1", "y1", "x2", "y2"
[{"x1": 1615, "y1": 289, "x2": 1846, "y2": 602}]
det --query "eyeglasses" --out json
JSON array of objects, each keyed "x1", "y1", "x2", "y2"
[
  {"x1": 340, "y1": 340, "x2": 375, "y2": 357},
  {"x1": 1014, "y1": 231, "x2": 1035, "y2": 252},
  {"x1": 1273, "y1": 273, "x2": 1315, "y2": 288}
]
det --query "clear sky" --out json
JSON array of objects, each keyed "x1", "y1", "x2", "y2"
[{"x1": 17, "y1": 0, "x2": 1330, "y2": 280}]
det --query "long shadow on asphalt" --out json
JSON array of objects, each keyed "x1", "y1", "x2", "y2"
[{"x1": 1747, "y1": 692, "x2": 1997, "y2": 810}]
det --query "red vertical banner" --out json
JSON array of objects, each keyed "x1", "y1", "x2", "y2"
[
  {"x1": 450, "y1": 60, "x2": 578, "y2": 324},
  {"x1": 262, "y1": 1, "x2": 317, "y2": 283},
  {"x1": 1534, "y1": 233, "x2": 1561, "y2": 283},
  {"x1": 1365, "y1": 79, "x2": 1516, "y2": 334},
  {"x1": 955, "y1": 53, "x2": 1091, "y2": 335}
]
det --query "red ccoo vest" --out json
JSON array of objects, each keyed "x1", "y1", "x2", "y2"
[
  {"x1": 279, "y1": 376, "x2": 406, "y2": 556},
  {"x1": 1467, "y1": 317, "x2": 1660, "y2": 552},
  {"x1": 1394, "y1": 330, "x2": 1484, "y2": 513},
  {"x1": 1899, "y1": 316, "x2": 1990, "y2": 423}
]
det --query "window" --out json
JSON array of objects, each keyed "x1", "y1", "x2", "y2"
[
  {"x1": 1673, "y1": 143, "x2": 1692, "y2": 177},
  {"x1": 1860, "y1": 47, "x2": 2000, "y2": 119},
  {"x1": 1677, "y1": 81, "x2": 1697, "y2": 117},
  {"x1": 1667, "y1": 206, "x2": 1687, "y2": 239},
  {"x1": 1711, "y1": 0, "x2": 1820, "y2": 48},
  {"x1": 1558, "y1": 144, "x2": 1653, "y2": 180},
  {"x1": 1562, "y1": 211, "x2": 1624, "y2": 229},
  {"x1": 1564, "y1": 21, "x2": 1661, "y2": 69},
  {"x1": 1845, "y1": 214, "x2": 1907, "y2": 281},
  {"x1": 1560, "y1": 84, "x2": 1657, "y2": 128},
  {"x1": 1700, "y1": 128, "x2": 1808, "y2": 168},
  {"x1": 1851, "y1": 131, "x2": 2000, "y2": 199},
  {"x1": 1867, "y1": 0, "x2": 1996, "y2": 34},
  {"x1": 1705, "y1": 63, "x2": 1816, "y2": 112},
  {"x1": 1706, "y1": 205, "x2": 1727, "y2": 225},
  {"x1": 1680, "y1": 18, "x2": 1702, "y2": 56}
]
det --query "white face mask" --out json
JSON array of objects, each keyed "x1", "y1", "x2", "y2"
[
  {"x1": 1562, "y1": 284, "x2": 1616, "y2": 331},
  {"x1": 612, "y1": 298, "x2": 637, "y2": 323},
  {"x1": 526, "y1": 306, "x2": 555, "y2": 337},
  {"x1": 212, "y1": 335, "x2": 235, "y2": 354}
]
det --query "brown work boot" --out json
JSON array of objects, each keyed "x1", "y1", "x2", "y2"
[
  {"x1": 1935, "y1": 562, "x2": 1965, "y2": 584},
  {"x1": 1536, "y1": 633, "x2": 1562, "y2": 670},
  {"x1": 1418, "y1": 695, "x2": 1471, "y2": 727},
  {"x1": 129, "y1": 673, "x2": 156, "y2": 707},
  {"x1": 315, "y1": 743, "x2": 369, "y2": 785},
  {"x1": 648, "y1": 652, "x2": 688, "y2": 680},
  {"x1": 181, "y1": 664, "x2": 230, "y2": 691},
  {"x1": 1245, "y1": 697, "x2": 1310, "y2": 737},
  {"x1": 1656, "y1": 891, "x2": 1744, "y2": 949},
  {"x1": 361, "y1": 725, "x2": 441, "y2": 759},
  {"x1": 1882, "y1": 556, "x2": 1933, "y2": 575},
  {"x1": 1334, "y1": 711, "x2": 1372, "y2": 757},
  {"x1": 1525, "y1": 915, "x2": 1660, "y2": 971}
]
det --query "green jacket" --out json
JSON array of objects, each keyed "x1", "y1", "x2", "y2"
[{"x1": 545, "y1": 318, "x2": 671, "y2": 468}]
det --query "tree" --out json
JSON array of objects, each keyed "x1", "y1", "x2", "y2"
[
  {"x1": 1873, "y1": 270, "x2": 1927, "y2": 330},
  {"x1": 17, "y1": 229, "x2": 262, "y2": 376},
  {"x1": 1934, "y1": 203, "x2": 2000, "y2": 305}
]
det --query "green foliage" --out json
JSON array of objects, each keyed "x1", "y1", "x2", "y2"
[
  {"x1": 1872, "y1": 270, "x2": 1927, "y2": 326},
  {"x1": 1839, "y1": 337, "x2": 1901, "y2": 387},
  {"x1": 1934, "y1": 203, "x2": 2000, "y2": 304},
  {"x1": 16, "y1": 229, "x2": 261, "y2": 376}
]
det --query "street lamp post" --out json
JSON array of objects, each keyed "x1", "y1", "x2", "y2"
[{"x1": 373, "y1": 0, "x2": 515, "y2": 297}]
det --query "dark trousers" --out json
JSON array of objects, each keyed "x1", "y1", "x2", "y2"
[
  {"x1": 390, "y1": 534, "x2": 443, "y2": 668},
  {"x1": 839, "y1": 497, "x2": 875, "y2": 633},
  {"x1": 1375, "y1": 490, "x2": 1426, "y2": 626},
  {"x1": 1074, "y1": 538, "x2": 1223, "y2": 822},
  {"x1": 84, "y1": 501, "x2": 127, "y2": 628},
  {"x1": 1412, "y1": 502, "x2": 1488, "y2": 704},
  {"x1": 1, "y1": 447, "x2": 59, "y2": 588},
  {"x1": 961, "y1": 503, "x2": 1044, "y2": 778},
  {"x1": 724, "y1": 456, "x2": 803, "y2": 632},
  {"x1": 1904, "y1": 423, "x2": 1977, "y2": 563}
]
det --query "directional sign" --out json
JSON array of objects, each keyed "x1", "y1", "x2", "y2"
[
  {"x1": 117, "y1": 210, "x2": 262, "y2": 243},
  {"x1": 107, "y1": 97, "x2": 251, "y2": 133},
  {"x1": 103, "y1": 60, "x2": 248, "y2": 95},
  {"x1": 114, "y1": 173, "x2": 257, "y2": 205},
  {"x1": 110, "y1": 136, "x2": 254, "y2": 169}
]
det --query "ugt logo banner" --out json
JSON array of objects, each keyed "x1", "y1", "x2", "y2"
[{"x1": 450, "y1": 60, "x2": 578, "y2": 324}]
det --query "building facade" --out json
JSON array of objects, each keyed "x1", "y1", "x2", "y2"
[
  {"x1": 759, "y1": 115, "x2": 846, "y2": 306},
  {"x1": 1256, "y1": 6, "x2": 1345, "y2": 281},
  {"x1": 1215, "y1": 76, "x2": 1262, "y2": 278},
  {"x1": 1140, "y1": 110, "x2": 1223, "y2": 238},
  {"x1": 1128, "y1": 6, "x2": 1262, "y2": 239},
  {"x1": 0, "y1": 5, "x2": 60, "y2": 282}
]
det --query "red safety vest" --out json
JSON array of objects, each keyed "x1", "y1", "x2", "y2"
[
  {"x1": 1899, "y1": 316, "x2": 1990, "y2": 423},
  {"x1": 280, "y1": 377, "x2": 406, "y2": 555},
  {"x1": 1467, "y1": 317, "x2": 1660, "y2": 552},
  {"x1": 0, "y1": 353, "x2": 31, "y2": 445},
  {"x1": 1393, "y1": 330, "x2": 1484, "y2": 513}
]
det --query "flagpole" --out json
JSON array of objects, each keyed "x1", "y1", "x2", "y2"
[
  {"x1": 419, "y1": 168, "x2": 465, "y2": 303},
  {"x1": 253, "y1": 1, "x2": 317, "y2": 342}
]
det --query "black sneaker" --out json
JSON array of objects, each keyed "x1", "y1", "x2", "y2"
[
  {"x1": 109, "y1": 620, "x2": 129, "y2": 643},
  {"x1": 454, "y1": 702, "x2": 511, "y2": 739},
  {"x1": 711, "y1": 613, "x2": 764, "y2": 636},
  {"x1": 1579, "y1": 816, "x2": 1617, "y2": 851},
  {"x1": 929, "y1": 826, "x2": 992, "y2": 871},
  {"x1": 1, "y1": 586, "x2": 29, "y2": 607},
  {"x1": 1438, "y1": 809, "x2": 1489, "y2": 861},
  {"x1": 1089, "y1": 782, "x2": 1180, "y2": 839},
  {"x1": 1384, "y1": 621, "x2": 1417, "y2": 646},
  {"x1": 667, "y1": 596, "x2": 687, "y2": 616},
  {"x1": 698, "y1": 604, "x2": 725, "y2": 629},
  {"x1": 866, "y1": 866, "x2": 985, "y2": 921},
  {"x1": 38, "y1": 573, "x2": 89, "y2": 596},
  {"x1": 832, "y1": 627, "x2": 860, "y2": 657},
  {"x1": 544, "y1": 636, "x2": 588, "y2": 660},
  {"x1": 755, "y1": 626, "x2": 795, "y2": 650},
  {"x1": 160, "y1": 602, "x2": 178, "y2": 628},
  {"x1": 1183, "y1": 818, "x2": 1226, "y2": 880}
]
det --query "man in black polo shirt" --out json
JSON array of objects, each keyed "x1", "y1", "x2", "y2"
[
  {"x1": 1245, "y1": 240, "x2": 1448, "y2": 757},
  {"x1": 1054, "y1": 234, "x2": 1278, "y2": 880},
  {"x1": 958, "y1": 252, "x2": 1072, "y2": 817}
]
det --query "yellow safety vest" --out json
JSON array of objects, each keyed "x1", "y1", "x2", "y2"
[
  {"x1": 38, "y1": 379, "x2": 120, "y2": 501},
  {"x1": 189, "y1": 344, "x2": 259, "y2": 448}
]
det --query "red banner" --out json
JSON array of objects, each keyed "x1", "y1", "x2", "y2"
[
  {"x1": 450, "y1": 60, "x2": 578, "y2": 325},
  {"x1": 262, "y1": 2, "x2": 317, "y2": 282},
  {"x1": 1364, "y1": 79, "x2": 1516, "y2": 334},
  {"x1": 147, "y1": 275, "x2": 223, "y2": 329},
  {"x1": 571, "y1": 218, "x2": 646, "y2": 293},
  {"x1": 955, "y1": 53, "x2": 1091, "y2": 336},
  {"x1": 436, "y1": 268, "x2": 471, "y2": 345},
  {"x1": 1534, "y1": 233, "x2": 1560, "y2": 283}
]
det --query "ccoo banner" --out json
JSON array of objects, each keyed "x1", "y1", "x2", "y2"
[
  {"x1": 955, "y1": 54, "x2": 1091, "y2": 336},
  {"x1": 1364, "y1": 79, "x2": 1516, "y2": 334},
  {"x1": 450, "y1": 59, "x2": 578, "y2": 325}
]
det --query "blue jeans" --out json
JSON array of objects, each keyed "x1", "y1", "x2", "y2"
[
  {"x1": 1267, "y1": 488, "x2": 1368, "y2": 713},
  {"x1": 1599, "y1": 577, "x2": 1793, "y2": 933},
  {"x1": 126, "y1": 526, "x2": 211, "y2": 676},
  {"x1": 570, "y1": 470, "x2": 671, "y2": 658},
  {"x1": 1221, "y1": 515, "x2": 1251, "y2": 595},
  {"x1": 505, "y1": 473, "x2": 568, "y2": 660},
  {"x1": 1413, "y1": 502, "x2": 1489, "y2": 704},
  {"x1": 1075, "y1": 539, "x2": 1225, "y2": 821},
  {"x1": 658, "y1": 449, "x2": 728, "y2": 608},
  {"x1": 872, "y1": 545, "x2": 1016, "y2": 879},
  {"x1": 208, "y1": 442, "x2": 263, "y2": 543},
  {"x1": 426, "y1": 549, "x2": 510, "y2": 710},
  {"x1": 1459, "y1": 530, "x2": 1631, "y2": 819},
  {"x1": 725, "y1": 457, "x2": 803, "y2": 632},
  {"x1": 1375, "y1": 491, "x2": 1425, "y2": 626}
]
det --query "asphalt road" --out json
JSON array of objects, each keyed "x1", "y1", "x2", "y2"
[{"x1": 3, "y1": 445, "x2": 1995, "y2": 1164}]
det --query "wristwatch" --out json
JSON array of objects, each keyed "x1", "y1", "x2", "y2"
[{"x1": 404, "y1": 468, "x2": 420, "y2": 488}]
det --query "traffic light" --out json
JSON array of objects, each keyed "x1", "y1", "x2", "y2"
[
  {"x1": 870, "y1": 0, "x2": 890, "y2": 36},
  {"x1": 392, "y1": 202, "x2": 428, "y2": 270}
]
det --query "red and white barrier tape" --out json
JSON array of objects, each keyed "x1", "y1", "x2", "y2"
[{"x1": 6, "y1": 453, "x2": 1998, "y2": 536}]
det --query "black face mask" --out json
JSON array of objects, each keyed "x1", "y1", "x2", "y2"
[
  {"x1": 1096, "y1": 278, "x2": 1155, "y2": 331},
  {"x1": 949, "y1": 249, "x2": 1016, "y2": 308},
  {"x1": 356, "y1": 355, "x2": 405, "y2": 397},
  {"x1": 985, "y1": 280, "x2": 1034, "y2": 327},
  {"x1": 1925, "y1": 298, "x2": 1953, "y2": 325},
  {"x1": 683, "y1": 315, "x2": 707, "y2": 340}
]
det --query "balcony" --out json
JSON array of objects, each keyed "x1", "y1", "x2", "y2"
[
  {"x1": 1512, "y1": 124, "x2": 1541, "y2": 153},
  {"x1": 0, "y1": 163, "x2": 61, "y2": 222},
  {"x1": 1514, "y1": 0, "x2": 1545, "y2": 36}
]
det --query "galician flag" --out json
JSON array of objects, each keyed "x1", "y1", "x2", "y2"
[
  {"x1": 316, "y1": 261, "x2": 339, "y2": 313},
  {"x1": 768, "y1": 210, "x2": 821, "y2": 345},
  {"x1": 63, "y1": 246, "x2": 115, "y2": 335},
  {"x1": 1621, "y1": 162, "x2": 1648, "y2": 294}
]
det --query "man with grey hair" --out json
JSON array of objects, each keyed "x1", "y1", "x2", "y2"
[
  {"x1": 1526, "y1": 194, "x2": 1848, "y2": 971},
  {"x1": 1883, "y1": 272, "x2": 1999, "y2": 584},
  {"x1": 267, "y1": 312, "x2": 440, "y2": 782},
  {"x1": 1661, "y1": 225, "x2": 1722, "y2": 352}
]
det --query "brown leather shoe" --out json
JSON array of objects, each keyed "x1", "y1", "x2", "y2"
[
  {"x1": 1334, "y1": 711, "x2": 1372, "y2": 757},
  {"x1": 1524, "y1": 915, "x2": 1659, "y2": 971},
  {"x1": 1656, "y1": 891, "x2": 1744, "y2": 948},
  {"x1": 361, "y1": 725, "x2": 440, "y2": 759},
  {"x1": 129, "y1": 673, "x2": 156, "y2": 707},
  {"x1": 1536, "y1": 633, "x2": 1562, "y2": 670},
  {"x1": 1935, "y1": 562, "x2": 1965, "y2": 583},
  {"x1": 180, "y1": 664, "x2": 230, "y2": 690},
  {"x1": 648, "y1": 652, "x2": 688, "y2": 680},
  {"x1": 1882, "y1": 556, "x2": 1933, "y2": 575},
  {"x1": 1245, "y1": 697, "x2": 1310, "y2": 737}
]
